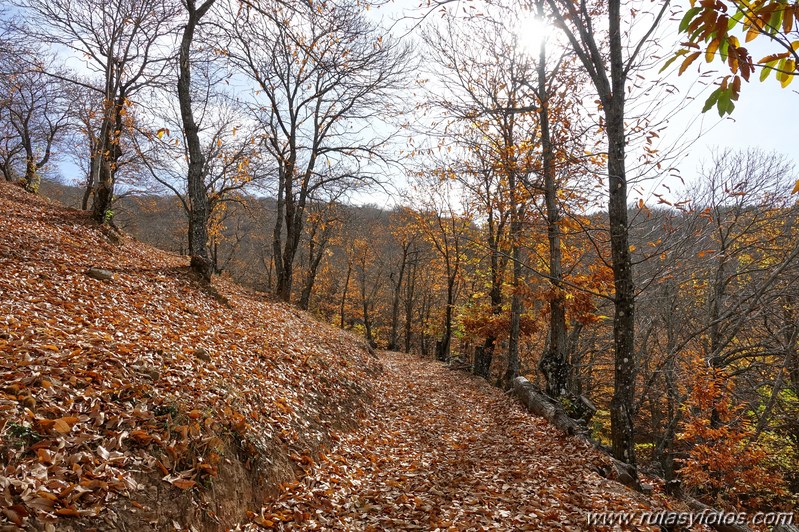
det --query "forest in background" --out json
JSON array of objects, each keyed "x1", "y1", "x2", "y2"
[{"x1": 4, "y1": 0, "x2": 799, "y2": 517}]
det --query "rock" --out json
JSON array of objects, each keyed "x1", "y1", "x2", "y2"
[
  {"x1": 193, "y1": 348, "x2": 211, "y2": 362},
  {"x1": 639, "y1": 483, "x2": 654, "y2": 496},
  {"x1": 610, "y1": 458, "x2": 638, "y2": 489},
  {"x1": 134, "y1": 365, "x2": 161, "y2": 381},
  {"x1": 86, "y1": 267, "x2": 114, "y2": 281}
]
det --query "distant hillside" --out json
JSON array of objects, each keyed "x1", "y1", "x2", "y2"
[{"x1": 0, "y1": 182, "x2": 380, "y2": 530}]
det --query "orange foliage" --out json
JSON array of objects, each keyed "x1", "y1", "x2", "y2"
[{"x1": 677, "y1": 360, "x2": 788, "y2": 510}]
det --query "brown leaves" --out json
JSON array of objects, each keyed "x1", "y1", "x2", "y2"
[
  {"x1": 167, "y1": 477, "x2": 197, "y2": 491},
  {"x1": 52, "y1": 417, "x2": 78, "y2": 434},
  {"x1": 0, "y1": 182, "x2": 379, "y2": 529},
  {"x1": 248, "y1": 352, "x2": 673, "y2": 531}
]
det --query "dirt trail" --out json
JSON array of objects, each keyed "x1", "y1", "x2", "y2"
[{"x1": 255, "y1": 352, "x2": 667, "y2": 531}]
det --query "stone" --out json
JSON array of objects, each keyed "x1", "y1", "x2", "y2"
[
  {"x1": 86, "y1": 267, "x2": 114, "y2": 281},
  {"x1": 193, "y1": 348, "x2": 211, "y2": 362}
]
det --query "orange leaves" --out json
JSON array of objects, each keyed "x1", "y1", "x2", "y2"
[
  {"x1": 0, "y1": 182, "x2": 380, "y2": 529},
  {"x1": 52, "y1": 417, "x2": 77, "y2": 434},
  {"x1": 677, "y1": 1, "x2": 799, "y2": 94},
  {"x1": 677, "y1": 361, "x2": 790, "y2": 510},
  {"x1": 170, "y1": 478, "x2": 197, "y2": 490},
  {"x1": 678, "y1": 51, "x2": 701, "y2": 75},
  {"x1": 128, "y1": 429, "x2": 155, "y2": 445},
  {"x1": 252, "y1": 352, "x2": 677, "y2": 530}
]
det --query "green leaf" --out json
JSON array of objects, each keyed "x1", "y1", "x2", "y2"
[
  {"x1": 702, "y1": 88, "x2": 721, "y2": 113},
  {"x1": 720, "y1": 39, "x2": 730, "y2": 61},
  {"x1": 768, "y1": 9, "x2": 783, "y2": 36},
  {"x1": 659, "y1": 52, "x2": 683, "y2": 73},
  {"x1": 717, "y1": 89, "x2": 732, "y2": 117},
  {"x1": 680, "y1": 7, "x2": 702, "y2": 33},
  {"x1": 728, "y1": 9, "x2": 745, "y2": 30},
  {"x1": 760, "y1": 62, "x2": 775, "y2": 82}
]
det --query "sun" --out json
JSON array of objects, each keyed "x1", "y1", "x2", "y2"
[{"x1": 514, "y1": 14, "x2": 550, "y2": 56}]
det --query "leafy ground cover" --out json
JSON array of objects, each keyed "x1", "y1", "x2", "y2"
[
  {"x1": 0, "y1": 182, "x2": 378, "y2": 530},
  {"x1": 0, "y1": 182, "x2": 695, "y2": 531},
  {"x1": 254, "y1": 351, "x2": 684, "y2": 531}
]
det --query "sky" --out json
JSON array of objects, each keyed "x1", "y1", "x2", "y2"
[
  {"x1": 370, "y1": 0, "x2": 799, "y2": 207},
  {"x1": 655, "y1": 39, "x2": 799, "y2": 201},
  {"x1": 36, "y1": 0, "x2": 799, "y2": 208}
]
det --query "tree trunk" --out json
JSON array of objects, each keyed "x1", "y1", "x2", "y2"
[
  {"x1": 438, "y1": 275, "x2": 455, "y2": 361},
  {"x1": 504, "y1": 243, "x2": 522, "y2": 389},
  {"x1": 339, "y1": 261, "x2": 352, "y2": 329},
  {"x1": 274, "y1": 166, "x2": 307, "y2": 302},
  {"x1": 81, "y1": 168, "x2": 93, "y2": 210},
  {"x1": 512, "y1": 376, "x2": 583, "y2": 435},
  {"x1": 606, "y1": 90, "x2": 636, "y2": 469},
  {"x1": 362, "y1": 298, "x2": 375, "y2": 348},
  {"x1": 388, "y1": 244, "x2": 409, "y2": 350},
  {"x1": 503, "y1": 164, "x2": 523, "y2": 389},
  {"x1": 535, "y1": 16, "x2": 571, "y2": 397},
  {"x1": 272, "y1": 170, "x2": 286, "y2": 295},
  {"x1": 476, "y1": 211, "x2": 504, "y2": 379},
  {"x1": 23, "y1": 152, "x2": 38, "y2": 193},
  {"x1": 178, "y1": 0, "x2": 216, "y2": 282},
  {"x1": 92, "y1": 157, "x2": 114, "y2": 222},
  {"x1": 299, "y1": 232, "x2": 327, "y2": 311},
  {"x1": 403, "y1": 250, "x2": 418, "y2": 353},
  {"x1": 91, "y1": 93, "x2": 125, "y2": 224}
]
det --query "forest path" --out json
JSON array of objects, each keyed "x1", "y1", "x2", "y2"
[{"x1": 255, "y1": 351, "x2": 664, "y2": 531}]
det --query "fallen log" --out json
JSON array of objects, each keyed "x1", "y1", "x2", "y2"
[
  {"x1": 511, "y1": 376, "x2": 583, "y2": 436},
  {"x1": 510, "y1": 376, "x2": 755, "y2": 532}
]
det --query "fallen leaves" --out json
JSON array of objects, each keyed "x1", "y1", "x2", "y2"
[
  {"x1": 245, "y1": 352, "x2": 692, "y2": 531},
  {"x1": 0, "y1": 182, "x2": 706, "y2": 531},
  {"x1": 0, "y1": 182, "x2": 379, "y2": 529}
]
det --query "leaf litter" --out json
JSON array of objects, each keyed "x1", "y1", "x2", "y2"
[
  {"x1": 0, "y1": 183, "x2": 378, "y2": 529},
  {"x1": 0, "y1": 183, "x2": 700, "y2": 531},
  {"x1": 250, "y1": 352, "x2": 694, "y2": 531}
]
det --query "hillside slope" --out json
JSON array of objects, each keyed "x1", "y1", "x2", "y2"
[{"x1": 0, "y1": 183, "x2": 380, "y2": 530}]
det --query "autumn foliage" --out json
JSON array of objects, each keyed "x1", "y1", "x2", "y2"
[
  {"x1": 678, "y1": 360, "x2": 789, "y2": 510},
  {"x1": 0, "y1": 182, "x2": 379, "y2": 529}
]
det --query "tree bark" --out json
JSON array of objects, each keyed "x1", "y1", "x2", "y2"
[
  {"x1": 299, "y1": 221, "x2": 329, "y2": 310},
  {"x1": 178, "y1": 0, "x2": 216, "y2": 281},
  {"x1": 403, "y1": 250, "x2": 418, "y2": 353},
  {"x1": 549, "y1": 0, "x2": 639, "y2": 469},
  {"x1": 535, "y1": 8, "x2": 571, "y2": 397},
  {"x1": 503, "y1": 175, "x2": 523, "y2": 389},
  {"x1": 606, "y1": 93, "x2": 636, "y2": 469},
  {"x1": 475, "y1": 208, "x2": 505, "y2": 379},
  {"x1": 91, "y1": 90, "x2": 125, "y2": 224},
  {"x1": 388, "y1": 242, "x2": 409, "y2": 351}
]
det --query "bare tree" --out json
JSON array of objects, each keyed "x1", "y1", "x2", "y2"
[
  {"x1": 137, "y1": 95, "x2": 258, "y2": 267},
  {"x1": 0, "y1": 56, "x2": 71, "y2": 192},
  {"x1": 298, "y1": 200, "x2": 344, "y2": 311},
  {"x1": 177, "y1": 0, "x2": 217, "y2": 279},
  {"x1": 16, "y1": 0, "x2": 178, "y2": 221},
  {"x1": 226, "y1": 0, "x2": 411, "y2": 301}
]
